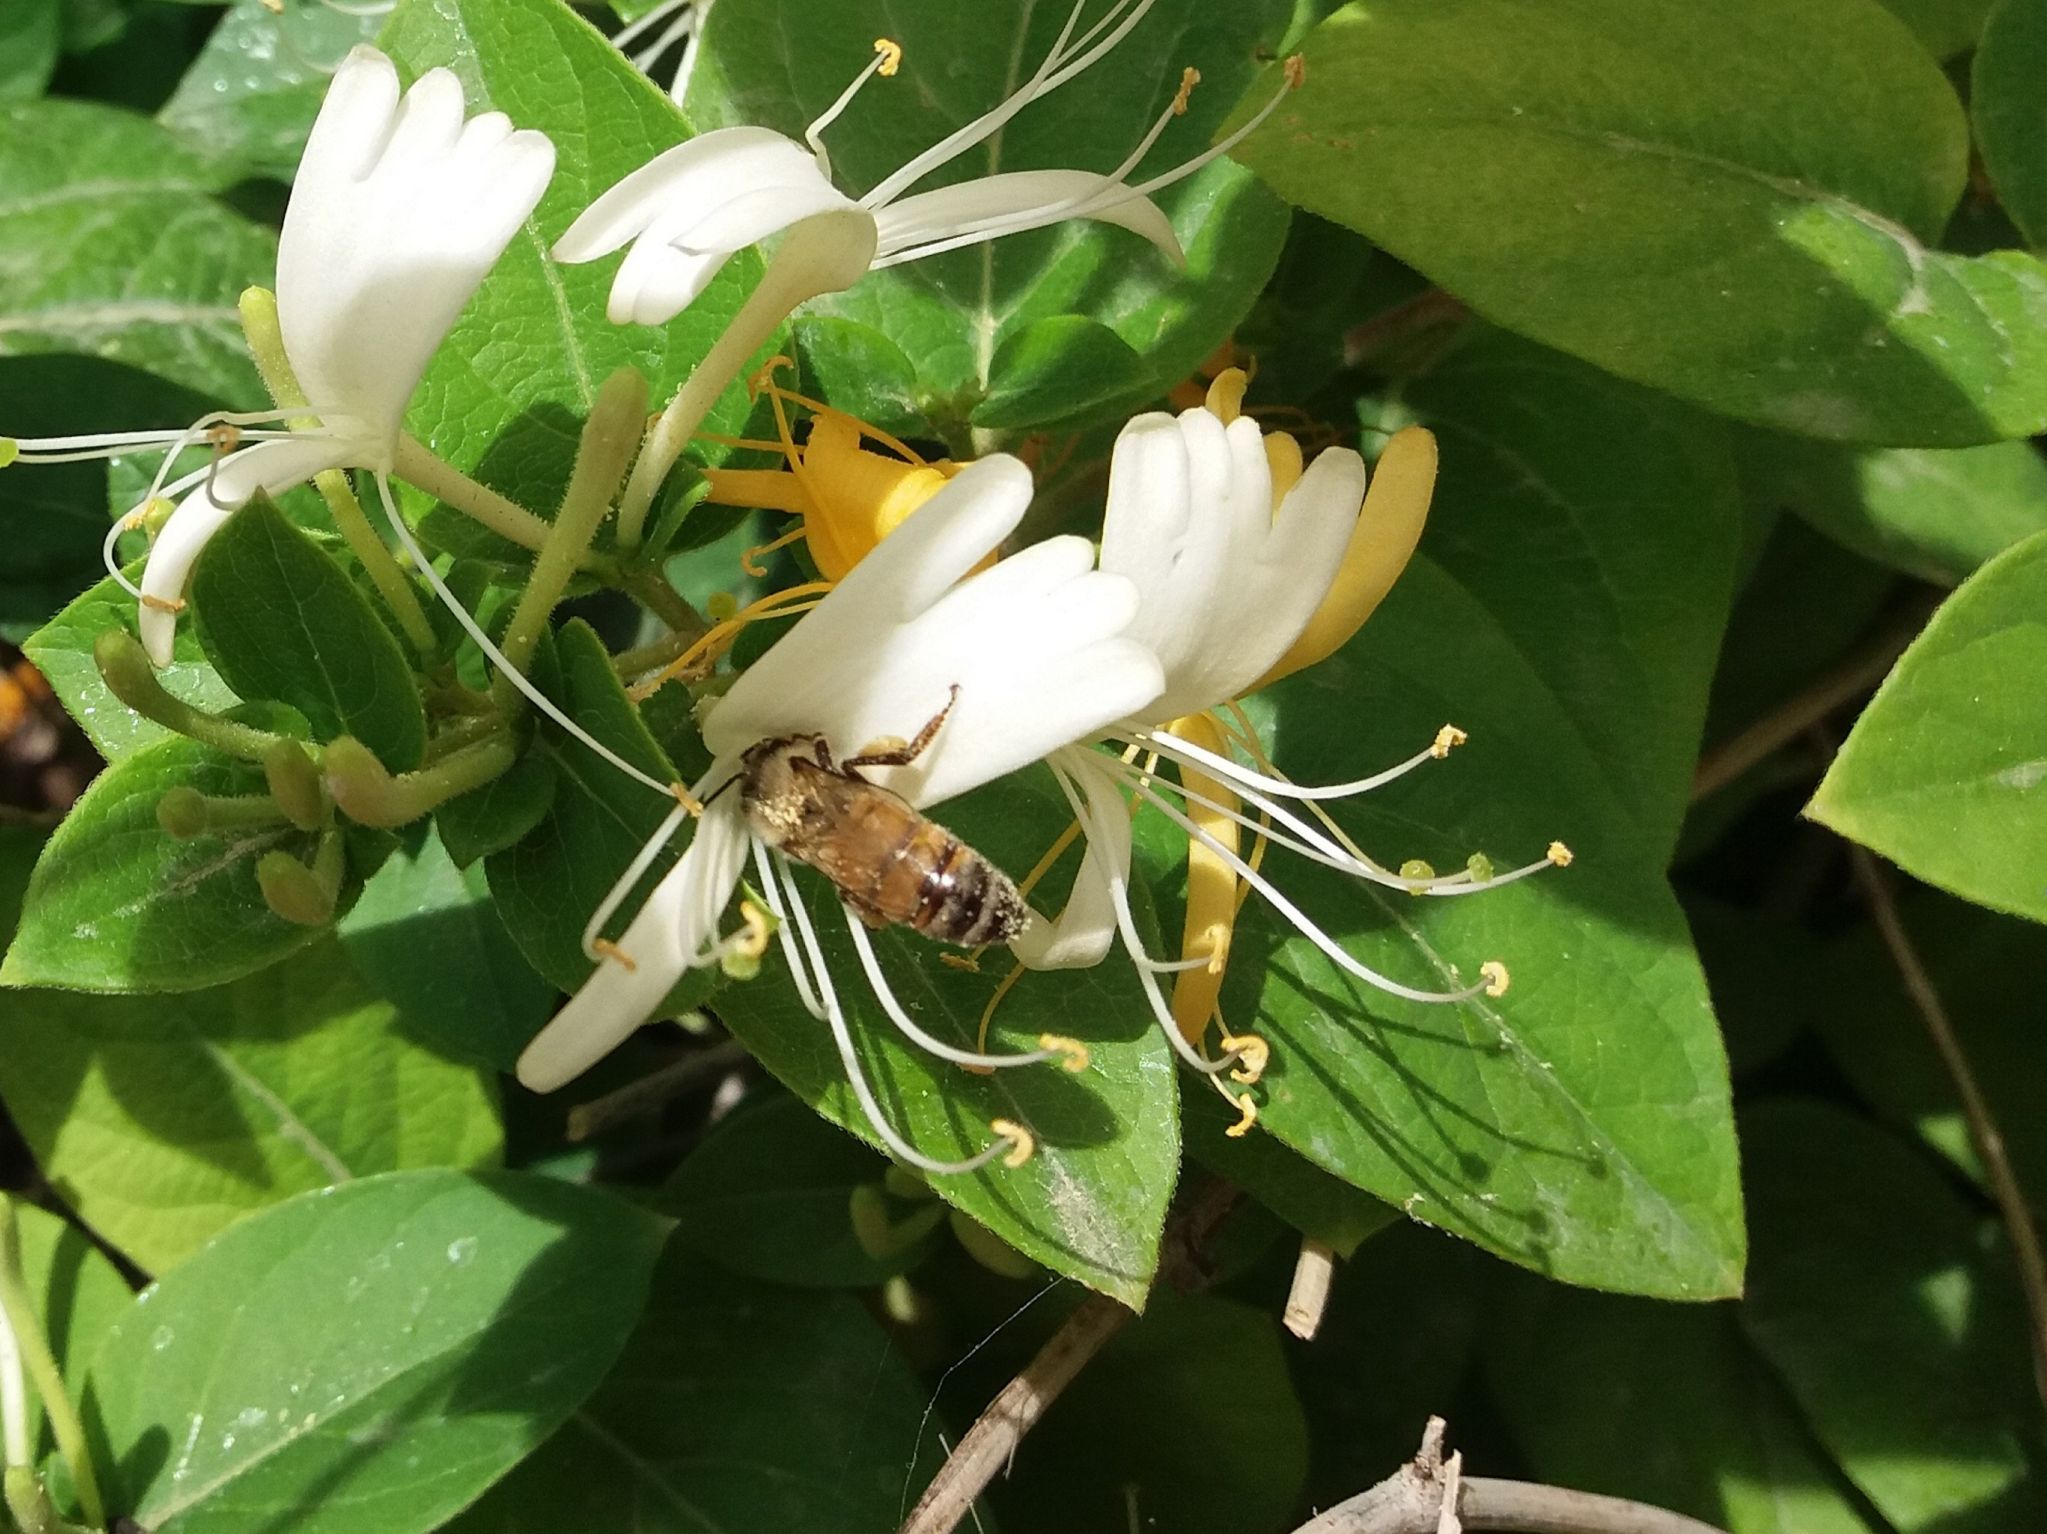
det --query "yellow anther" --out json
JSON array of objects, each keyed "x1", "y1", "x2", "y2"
[
  {"x1": 706, "y1": 591, "x2": 740, "y2": 622},
  {"x1": 990, "y1": 1118, "x2": 1035, "y2": 1169},
  {"x1": 205, "y1": 422, "x2": 242, "y2": 453},
  {"x1": 1204, "y1": 366, "x2": 1250, "y2": 424},
  {"x1": 1431, "y1": 724, "x2": 1468, "y2": 759},
  {"x1": 1481, "y1": 960, "x2": 1510, "y2": 998},
  {"x1": 1223, "y1": 1032, "x2": 1269, "y2": 1085},
  {"x1": 1398, "y1": 858, "x2": 1436, "y2": 888},
  {"x1": 1283, "y1": 54, "x2": 1307, "y2": 89},
  {"x1": 746, "y1": 354, "x2": 797, "y2": 398},
  {"x1": 1171, "y1": 66, "x2": 1200, "y2": 115},
  {"x1": 669, "y1": 782, "x2": 705, "y2": 816},
  {"x1": 138, "y1": 593, "x2": 186, "y2": 614},
  {"x1": 874, "y1": 37, "x2": 903, "y2": 76},
  {"x1": 1547, "y1": 841, "x2": 1575, "y2": 867},
  {"x1": 1225, "y1": 1093, "x2": 1259, "y2": 1138},
  {"x1": 0, "y1": 439, "x2": 18, "y2": 469},
  {"x1": 592, "y1": 938, "x2": 638, "y2": 973},
  {"x1": 1039, "y1": 1034, "x2": 1091, "y2": 1073},
  {"x1": 733, "y1": 900, "x2": 772, "y2": 959},
  {"x1": 939, "y1": 952, "x2": 980, "y2": 973}
]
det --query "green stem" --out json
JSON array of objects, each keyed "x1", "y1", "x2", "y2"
[
  {"x1": 611, "y1": 626, "x2": 703, "y2": 681},
  {"x1": 237, "y1": 290, "x2": 438, "y2": 659},
  {"x1": 0, "y1": 1200, "x2": 104, "y2": 1531},
  {"x1": 614, "y1": 218, "x2": 873, "y2": 549},
  {"x1": 156, "y1": 788, "x2": 290, "y2": 840},
  {"x1": 391, "y1": 436, "x2": 554, "y2": 555},
  {"x1": 420, "y1": 712, "x2": 506, "y2": 766},
  {"x1": 325, "y1": 733, "x2": 519, "y2": 827},
  {"x1": 495, "y1": 369, "x2": 649, "y2": 710},
  {"x1": 623, "y1": 569, "x2": 707, "y2": 641},
  {"x1": 94, "y1": 630, "x2": 283, "y2": 763}
]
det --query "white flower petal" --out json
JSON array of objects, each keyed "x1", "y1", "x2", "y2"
[
  {"x1": 679, "y1": 178, "x2": 864, "y2": 256},
  {"x1": 551, "y1": 127, "x2": 829, "y2": 262},
  {"x1": 874, "y1": 170, "x2": 1183, "y2": 265},
  {"x1": 515, "y1": 797, "x2": 749, "y2": 1093},
  {"x1": 705, "y1": 456, "x2": 1162, "y2": 808},
  {"x1": 137, "y1": 435, "x2": 355, "y2": 665},
  {"x1": 1011, "y1": 746, "x2": 1129, "y2": 970},
  {"x1": 276, "y1": 48, "x2": 555, "y2": 455}
]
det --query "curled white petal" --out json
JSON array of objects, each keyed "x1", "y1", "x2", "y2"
[
  {"x1": 706, "y1": 456, "x2": 1164, "y2": 808},
  {"x1": 873, "y1": 170, "x2": 1182, "y2": 266},
  {"x1": 515, "y1": 796, "x2": 750, "y2": 1093},
  {"x1": 137, "y1": 436, "x2": 354, "y2": 665},
  {"x1": 1011, "y1": 746, "x2": 1129, "y2": 971},
  {"x1": 278, "y1": 47, "x2": 556, "y2": 457}
]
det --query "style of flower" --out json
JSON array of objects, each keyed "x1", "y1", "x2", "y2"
[
  {"x1": 609, "y1": 0, "x2": 711, "y2": 104},
  {"x1": 1014, "y1": 372, "x2": 1570, "y2": 1128},
  {"x1": 2, "y1": 47, "x2": 555, "y2": 665},
  {"x1": 515, "y1": 454, "x2": 1166, "y2": 1175},
  {"x1": 554, "y1": 0, "x2": 1304, "y2": 546}
]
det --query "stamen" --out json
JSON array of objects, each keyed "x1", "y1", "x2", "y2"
[
  {"x1": 1136, "y1": 723, "x2": 1447, "y2": 801},
  {"x1": 843, "y1": 906, "x2": 1072, "y2": 1071},
  {"x1": 374, "y1": 473, "x2": 677, "y2": 797},
  {"x1": 1482, "y1": 960, "x2": 1510, "y2": 997},
  {"x1": 610, "y1": 0, "x2": 693, "y2": 51},
  {"x1": 1431, "y1": 724, "x2": 1468, "y2": 759},
  {"x1": 670, "y1": 782, "x2": 706, "y2": 815},
  {"x1": 1225, "y1": 1032, "x2": 1269, "y2": 1086},
  {"x1": 1218, "y1": 1081, "x2": 1258, "y2": 1138},
  {"x1": 741, "y1": 524, "x2": 808, "y2": 576},
  {"x1": 1171, "y1": 66, "x2": 1199, "y2": 114},
  {"x1": 138, "y1": 594, "x2": 185, "y2": 614},
  {"x1": 806, "y1": 39, "x2": 903, "y2": 159},
  {"x1": 627, "y1": 580, "x2": 833, "y2": 698},
  {"x1": 1548, "y1": 841, "x2": 1575, "y2": 867},
  {"x1": 580, "y1": 800, "x2": 695, "y2": 960},
  {"x1": 974, "y1": 959, "x2": 1029, "y2": 1054},
  {"x1": 990, "y1": 1118, "x2": 1035, "y2": 1168},
  {"x1": 592, "y1": 938, "x2": 639, "y2": 973},
  {"x1": 734, "y1": 899, "x2": 772, "y2": 958},
  {"x1": 939, "y1": 952, "x2": 980, "y2": 972},
  {"x1": 1039, "y1": 1034, "x2": 1091, "y2": 1072}
]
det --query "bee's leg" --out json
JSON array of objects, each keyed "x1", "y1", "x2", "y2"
[{"x1": 845, "y1": 684, "x2": 960, "y2": 771}]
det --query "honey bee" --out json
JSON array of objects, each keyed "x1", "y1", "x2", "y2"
[{"x1": 734, "y1": 686, "x2": 1028, "y2": 947}]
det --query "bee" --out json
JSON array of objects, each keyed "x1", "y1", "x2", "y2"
[{"x1": 735, "y1": 686, "x2": 1028, "y2": 947}]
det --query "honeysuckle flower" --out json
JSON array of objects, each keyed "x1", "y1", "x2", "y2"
[
  {"x1": 1015, "y1": 373, "x2": 1570, "y2": 1126},
  {"x1": 560, "y1": 0, "x2": 1305, "y2": 544},
  {"x1": 516, "y1": 454, "x2": 1166, "y2": 1175},
  {"x1": 2, "y1": 47, "x2": 554, "y2": 665}
]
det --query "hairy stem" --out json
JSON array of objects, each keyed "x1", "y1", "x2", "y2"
[{"x1": 392, "y1": 435, "x2": 555, "y2": 554}]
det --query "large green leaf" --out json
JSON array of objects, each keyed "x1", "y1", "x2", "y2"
[
  {"x1": 191, "y1": 494, "x2": 428, "y2": 771},
  {"x1": 690, "y1": 0, "x2": 1293, "y2": 446},
  {"x1": 1741, "y1": 1103, "x2": 2047, "y2": 1532},
  {"x1": 1236, "y1": 0, "x2": 2047, "y2": 447},
  {"x1": 1809, "y1": 528, "x2": 2047, "y2": 923},
  {"x1": 1974, "y1": 0, "x2": 2047, "y2": 248},
  {"x1": 87, "y1": 1170, "x2": 670, "y2": 1534},
  {"x1": 715, "y1": 768, "x2": 1181, "y2": 1308},
  {"x1": 158, "y1": 0, "x2": 383, "y2": 180},
  {"x1": 0, "y1": 98, "x2": 272, "y2": 403},
  {"x1": 0, "y1": 736, "x2": 330, "y2": 993},
  {"x1": 0, "y1": 0, "x2": 59, "y2": 102},
  {"x1": 1741, "y1": 433, "x2": 2047, "y2": 585},
  {"x1": 21, "y1": 564, "x2": 237, "y2": 759},
  {"x1": 379, "y1": 0, "x2": 766, "y2": 522},
  {"x1": 1487, "y1": 1278, "x2": 1876, "y2": 1534},
  {"x1": 444, "y1": 1250, "x2": 936, "y2": 1533},
  {"x1": 0, "y1": 938, "x2": 503, "y2": 1272},
  {"x1": 1207, "y1": 333, "x2": 1744, "y2": 1298},
  {"x1": 338, "y1": 829, "x2": 554, "y2": 1072},
  {"x1": 1879, "y1": 0, "x2": 1997, "y2": 56}
]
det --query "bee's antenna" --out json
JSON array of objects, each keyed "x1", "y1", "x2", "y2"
[{"x1": 696, "y1": 771, "x2": 744, "y2": 812}]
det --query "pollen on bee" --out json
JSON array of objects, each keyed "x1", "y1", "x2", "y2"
[
  {"x1": 990, "y1": 1118, "x2": 1035, "y2": 1168},
  {"x1": 1431, "y1": 724, "x2": 1468, "y2": 759},
  {"x1": 592, "y1": 937, "x2": 639, "y2": 973},
  {"x1": 873, "y1": 37, "x2": 904, "y2": 77},
  {"x1": 1481, "y1": 959, "x2": 1510, "y2": 997}
]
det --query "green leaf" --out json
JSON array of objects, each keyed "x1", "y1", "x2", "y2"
[
  {"x1": 659, "y1": 1089, "x2": 937, "y2": 1288},
  {"x1": 87, "y1": 1170, "x2": 671, "y2": 1534},
  {"x1": 1878, "y1": 0, "x2": 1997, "y2": 57},
  {"x1": 690, "y1": 0, "x2": 1293, "y2": 444},
  {"x1": 444, "y1": 1249, "x2": 936, "y2": 1534},
  {"x1": 191, "y1": 495, "x2": 428, "y2": 770},
  {"x1": 1238, "y1": 0, "x2": 2047, "y2": 446},
  {"x1": 791, "y1": 316, "x2": 927, "y2": 441},
  {"x1": 970, "y1": 316, "x2": 1152, "y2": 432},
  {"x1": 485, "y1": 620, "x2": 709, "y2": 1003},
  {"x1": 0, "y1": 0, "x2": 59, "y2": 102},
  {"x1": 1487, "y1": 1277, "x2": 1877, "y2": 1534},
  {"x1": 1741, "y1": 1103, "x2": 2047, "y2": 1531},
  {"x1": 0, "y1": 938, "x2": 503, "y2": 1272},
  {"x1": 434, "y1": 751, "x2": 557, "y2": 869},
  {"x1": 1810, "y1": 527, "x2": 2047, "y2": 923},
  {"x1": 337, "y1": 829, "x2": 555, "y2": 1072},
  {"x1": 1741, "y1": 432, "x2": 2047, "y2": 585},
  {"x1": 1181, "y1": 1103, "x2": 1394, "y2": 1258},
  {"x1": 715, "y1": 769, "x2": 1181, "y2": 1307},
  {"x1": 1, "y1": 736, "x2": 331, "y2": 992},
  {"x1": 1975, "y1": 0, "x2": 2047, "y2": 248},
  {"x1": 1010, "y1": 1291, "x2": 1308, "y2": 1534},
  {"x1": 0, "y1": 99, "x2": 272, "y2": 403},
  {"x1": 378, "y1": 0, "x2": 767, "y2": 522},
  {"x1": 8, "y1": 1201, "x2": 133, "y2": 1461},
  {"x1": 1814, "y1": 888, "x2": 2047, "y2": 1202},
  {"x1": 159, "y1": 0, "x2": 383, "y2": 179},
  {"x1": 1227, "y1": 333, "x2": 1744, "y2": 1298},
  {"x1": 22, "y1": 567, "x2": 238, "y2": 761}
]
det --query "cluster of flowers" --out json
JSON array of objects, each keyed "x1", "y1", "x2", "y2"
[{"x1": 6, "y1": 1, "x2": 1566, "y2": 1174}]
